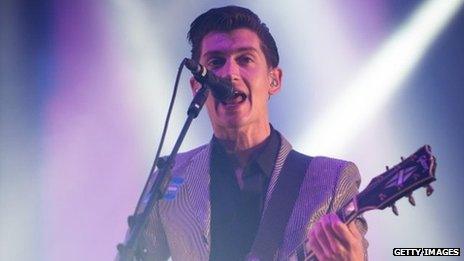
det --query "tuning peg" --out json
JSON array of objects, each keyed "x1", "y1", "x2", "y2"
[
  {"x1": 392, "y1": 204, "x2": 399, "y2": 216},
  {"x1": 385, "y1": 166, "x2": 389, "y2": 171},
  {"x1": 401, "y1": 156, "x2": 405, "y2": 161},
  {"x1": 408, "y1": 193, "x2": 416, "y2": 206},
  {"x1": 425, "y1": 185, "x2": 434, "y2": 196}
]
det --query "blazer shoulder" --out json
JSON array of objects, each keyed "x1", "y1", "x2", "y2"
[
  {"x1": 175, "y1": 144, "x2": 208, "y2": 161},
  {"x1": 310, "y1": 156, "x2": 356, "y2": 168},
  {"x1": 168, "y1": 144, "x2": 210, "y2": 172},
  {"x1": 307, "y1": 156, "x2": 361, "y2": 194},
  {"x1": 309, "y1": 156, "x2": 360, "y2": 178}
]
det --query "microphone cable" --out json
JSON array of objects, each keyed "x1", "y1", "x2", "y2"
[{"x1": 131, "y1": 58, "x2": 186, "y2": 216}]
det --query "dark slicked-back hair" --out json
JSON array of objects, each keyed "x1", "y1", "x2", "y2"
[{"x1": 187, "y1": 5, "x2": 279, "y2": 68}]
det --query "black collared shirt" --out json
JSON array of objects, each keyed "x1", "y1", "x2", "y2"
[{"x1": 209, "y1": 127, "x2": 281, "y2": 261}]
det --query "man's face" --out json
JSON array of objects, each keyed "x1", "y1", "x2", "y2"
[{"x1": 192, "y1": 28, "x2": 282, "y2": 131}]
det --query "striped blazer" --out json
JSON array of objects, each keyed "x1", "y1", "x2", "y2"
[{"x1": 122, "y1": 134, "x2": 368, "y2": 260}]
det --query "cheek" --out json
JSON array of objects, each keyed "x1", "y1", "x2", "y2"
[
  {"x1": 204, "y1": 95, "x2": 217, "y2": 113},
  {"x1": 253, "y1": 81, "x2": 271, "y2": 100},
  {"x1": 249, "y1": 89, "x2": 270, "y2": 114},
  {"x1": 246, "y1": 72, "x2": 269, "y2": 92}
]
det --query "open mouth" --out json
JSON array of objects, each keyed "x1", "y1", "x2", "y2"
[{"x1": 220, "y1": 90, "x2": 247, "y2": 106}]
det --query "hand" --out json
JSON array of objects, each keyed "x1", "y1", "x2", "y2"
[{"x1": 308, "y1": 213, "x2": 364, "y2": 261}]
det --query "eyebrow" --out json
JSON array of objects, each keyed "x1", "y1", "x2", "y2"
[{"x1": 203, "y1": 47, "x2": 259, "y2": 58}]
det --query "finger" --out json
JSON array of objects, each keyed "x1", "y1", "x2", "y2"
[
  {"x1": 310, "y1": 221, "x2": 333, "y2": 259},
  {"x1": 326, "y1": 213, "x2": 344, "y2": 242},
  {"x1": 308, "y1": 231, "x2": 325, "y2": 260},
  {"x1": 330, "y1": 214, "x2": 357, "y2": 248},
  {"x1": 345, "y1": 219, "x2": 365, "y2": 260},
  {"x1": 348, "y1": 220, "x2": 362, "y2": 239},
  {"x1": 321, "y1": 214, "x2": 345, "y2": 254}
]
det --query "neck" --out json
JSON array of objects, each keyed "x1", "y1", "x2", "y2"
[{"x1": 213, "y1": 123, "x2": 271, "y2": 167}]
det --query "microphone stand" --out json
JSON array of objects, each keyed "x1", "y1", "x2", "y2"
[{"x1": 116, "y1": 84, "x2": 210, "y2": 261}]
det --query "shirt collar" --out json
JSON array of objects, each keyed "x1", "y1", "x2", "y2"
[
  {"x1": 210, "y1": 125, "x2": 281, "y2": 178},
  {"x1": 253, "y1": 125, "x2": 280, "y2": 178}
]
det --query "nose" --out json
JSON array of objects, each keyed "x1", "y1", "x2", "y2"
[{"x1": 216, "y1": 58, "x2": 240, "y2": 82}]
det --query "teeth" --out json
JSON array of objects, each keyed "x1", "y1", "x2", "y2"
[{"x1": 221, "y1": 91, "x2": 247, "y2": 105}]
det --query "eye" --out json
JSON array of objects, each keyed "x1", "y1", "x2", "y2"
[
  {"x1": 237, "y1": 55, "x2": 254, "y2": 66},
  {"x1": 206, "y1": 57, "x2": 225, "y2": 69}
]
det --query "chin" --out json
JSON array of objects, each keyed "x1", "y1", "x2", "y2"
[
  {"x1": 225, "y1": 119, "x2": 254, "y2": 129},
  {"x1": 222, "y1": 122, "x2": 245, "y2": 129},
  {"x1": 218, "y1": 118, "x2": 249, "y2": 129}
]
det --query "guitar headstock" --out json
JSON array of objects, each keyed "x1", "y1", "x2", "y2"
[{"x1": 356, "y1": 145, "x2": 437, "y2": 215}]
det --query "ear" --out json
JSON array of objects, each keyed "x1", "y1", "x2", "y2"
[
  {"x1": 268, "y1": 67, "x2": 283, "y2": 96},
  {"x1": 189, "y1": 76, "x2": 201, "y2": 95}
]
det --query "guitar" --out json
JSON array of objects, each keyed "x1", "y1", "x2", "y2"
[{"x1": 288, "y1": 145, "x2": 437, "y2": 261}]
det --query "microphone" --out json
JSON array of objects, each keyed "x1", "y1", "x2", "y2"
[{"x1": 184, "y1": 58, "x2": 235, "y2": 101}]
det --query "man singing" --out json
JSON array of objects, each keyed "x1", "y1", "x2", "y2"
[{"x1": 122, "y1": 5, "x2": 368, "y2": 261}]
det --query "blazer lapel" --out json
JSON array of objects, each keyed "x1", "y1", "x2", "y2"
[
  {"x1": 263, "y1": 133, "x2": 293, "y2": 213},
  {"x1": 181, "y1": 144, "x2": 212, "y2": 245},
  {"x1": 175, "y1": 133, "x2": 292, "y2": 256}
]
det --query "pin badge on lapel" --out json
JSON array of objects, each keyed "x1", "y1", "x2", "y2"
[{"x1": 163, "y1": 176, "x2": 185, "y2": 200}]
